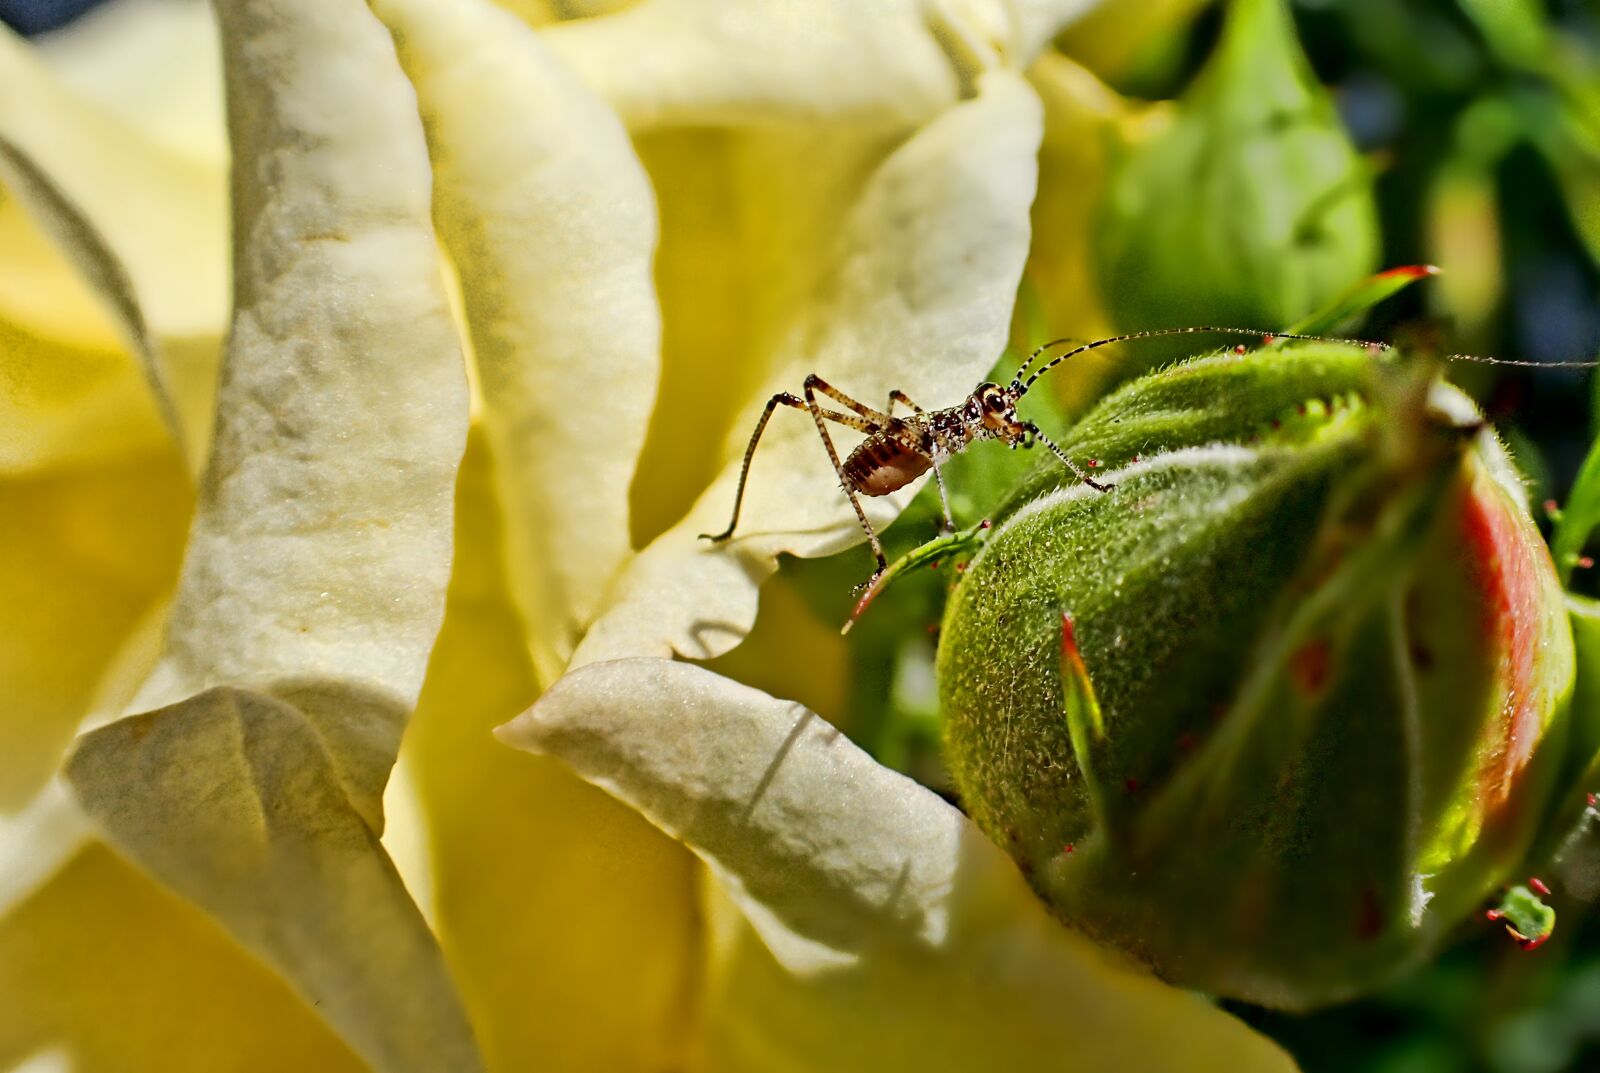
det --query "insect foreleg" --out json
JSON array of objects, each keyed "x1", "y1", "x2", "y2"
[
  {"x1": 1026, "y1": 422, "x2": 1112, "y2": 494},
  {"x1": 931, "y1": 460, "x2": 956, "y2": 533},
  {"x1": 803, "y1": 374, "x2": 889, "y2": 578}
]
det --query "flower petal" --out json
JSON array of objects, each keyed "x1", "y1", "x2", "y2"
[
  {"x1": 499, "y1": 659, "x2": 1298, "y2": 1072},
  {"x1": 0, "y1": 134, "x2": 186, "y2": 457},
  {"x1": 406, "y1": 433, "x2": 700, "y2": 1072},
  {"x1": 0, "y1": 23, "x2": 228, "y2": 346},
  {"x1": 0, "y1": 449, "x2": 189, "y2": 809},
  {"x1": 541, "y1": 0, "x2": 956, "y2": 130},
  {"x1": 575, "y1": 69, "x2": 1043, "y2": 664},
  {"x1": 63, "y1": 1, "x2": 477, "y2": 1069},
  {"x1": 372, "y1": 0, "x2": 661, "y2": 681},
  {"x1": 28, "y1": 0, "x2": 227, "y2": 166},
  {"x1": 0, "y1": 842, "x2": 365, "y2": 1072}
]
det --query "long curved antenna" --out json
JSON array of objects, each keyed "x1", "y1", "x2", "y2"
[
  {"x1": 1019, "y1": 326, "x2": 1383, "y2": 393},
  {"x1": 1445, "y1": 353, "x2": 1600, "y2": 368},
  {"x1": 1014, "y1": 335, "x2": 1088, "y2": 385}
]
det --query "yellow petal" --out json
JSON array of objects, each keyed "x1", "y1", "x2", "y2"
[
  {"x1": 406, "y1": 433, "x2": 699, "y2": 1072},
  {"x1": 0, "y1": 134, "x2": 185, "y2": 456},
  {"x1": 0, "y1": 23, "x2": 228, "y2": 346},
  {"x1": 0, "y1": 843, "x2": 364, "y2": 1073},
  {"x1": 372, "y1": 0, "x2": 661, "y2": 682},
  {"x1": 500, "y1": 659, "x2": 1300, "y2": 1073},
  {"x1": 0, "y1": 447, "x2": 189, "y2": 809},
  {"x1": 1055, "y1": 0, "x2": 1213, "y2": 82},
  {"x1": 576, "y1": 69, "x2": 1042, "y2": 664},
  {"x1": 64, "y1": 1, "x2": 477, "y2": 1069}
]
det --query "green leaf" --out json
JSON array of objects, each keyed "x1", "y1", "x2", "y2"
[
  {"x1": 843, "y1": 517, "x2": 991, "y2": 634},
  {"x1": 1284, "y1": 264, "x2": 1441, "y2": 336},
  {"x1": 1552, "y1": 431, "x2": 1600, "y2": 585}
]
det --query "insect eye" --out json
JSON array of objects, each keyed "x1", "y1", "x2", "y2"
[{"x1": 985, "y1": 392, "x2": 1006, "y2": 412}]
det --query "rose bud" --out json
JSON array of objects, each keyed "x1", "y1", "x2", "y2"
[{"x1": 938, "y1": 341, "x2": 1578, "y2": 1009}]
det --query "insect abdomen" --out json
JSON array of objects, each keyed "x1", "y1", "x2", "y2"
[{"x1": 843, "y1": 437, "x2": 932, "y2": 496}]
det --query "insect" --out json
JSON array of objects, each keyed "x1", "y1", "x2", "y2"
[
  {"x1": 701, "y1": 323, "x2": 1600, "y2": 590},
  {"x1": 700, "y1": 325, "x2": 1379, "y2": 586}
]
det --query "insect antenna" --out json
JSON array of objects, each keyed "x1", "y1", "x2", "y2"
[
  {"x1": 1017, "y1": 326, "x2": 1382, "y2": 393},
  {"x1": 1013, "y1": 335, "x2": 1088, "y2": 386},
  {"x1": 1014, "y1": 325, "x2": 1600, "y2": 394},
  {"x1": 1443, "y1": 352, "x2": 1600, "y2": 369}
]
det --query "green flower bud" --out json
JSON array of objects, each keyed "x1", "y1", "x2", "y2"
[
  {"x1": 1096, "y1": 0, "x2": 1379, "y2": 339},
  {"x1": 938, "y1": 342, "x2": 1578, "y2": 1009}
]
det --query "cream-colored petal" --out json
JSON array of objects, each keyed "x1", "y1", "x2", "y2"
[
  {"x1": 372, "y1": 0, "x2": 660, "y2": 682},
  {"x1": 31, "y1": 0, "x2": 227, "y2": 167},
  {"x1": 123, "y1": 0, "x2": 469, "y2": 806},
  {"x1": 499, "y1": 659, "x2": 1299, "y2": 1072},
  {"x1": 64, "y1": 1, "x2": 476, "y2": 1070},
  {"x1": 575, "y1": 70, "x2": 1042, "y2": 664},
  {"x1": 542, "y1": 0, "x2": 957, "y2": 130},
  {"x1": 406, "y1": 433, "x2": 699, "y2": 1073},
  {"x1": 68, "y1": 688, "x2": 479, "y2": 1073},
  {"x1": 0, "y1": 23, "x2": 227, "y2": 345},
  {"x1": 0, "y1": 134, "x2": 185, "y2": 456}
]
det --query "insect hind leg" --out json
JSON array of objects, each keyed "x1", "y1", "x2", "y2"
[
  {"x1": 700, "y1": 391, "x2": 807, "y2": 543},
  {"x1": 802, "y1": 374, "x2": 889, "y2": 578}
]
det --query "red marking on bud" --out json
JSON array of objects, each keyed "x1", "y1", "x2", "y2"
[
  {"x1": 1233, "y1": 344, "x2": 1247, "y2": 355},
  {"x1": 1588, "y1": 792, "x2": 1596, "y2": 807},
  {"x1": 1296, "y1": 403, "x2": 1308, "y2": 415},
  {"x1": 1530, "y1": 877, "x2": 1551, "y2": 896},
  {"x1": 1061, "y1": 612, "x2": 1080, "y2": 656},
  {"x1": 1522, "y1": 932, "x2": 1551, "y2": 952},
  {"x1": 1462, "y1": 471, "x2": 1546, "y2": 806},
  {"x1": 954, "y1": 561, "x2": 968, "y2": 574},
  {"x1": 1262, "y1": 334, "x2": 1276, "y2": 345},
  {"x1": 1289, "y1": 639, "x2": 1332, "y2": 696},
  {"x1": 1062, "y1": 842, "x2": 1075, "y2": 855},
  {"x1": 1123, "y1": 777, "x2": 1141, "y2": 796},
  {"x1": 979, "y1": 519, "x2": 992, "y2": 530},
  {"x1": 1580, "y1": 556, "x2": 1595, "y2": 570},
  {"x1": 1176, "y1": 732, "x2": 1198, "y2": 753},
  {"x1": 1485, "y1": 909, "x2": 1503, "y2": 922},
  {"x1": 1544, "y1": 499, "x2": 1560, "y2": 515},
  {"x1": 929, "y1": 559, "x2": 941, "y2": 570},
  {"x1": 1131, "y1": 454, "x2": 1141, "y2": 463},
  {"x1": 926, "y1": 623, "x2": 940, "y2": 636},
  {"x1": 1087, "y1": 458, "x2": 1099, "y2": 468}
]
